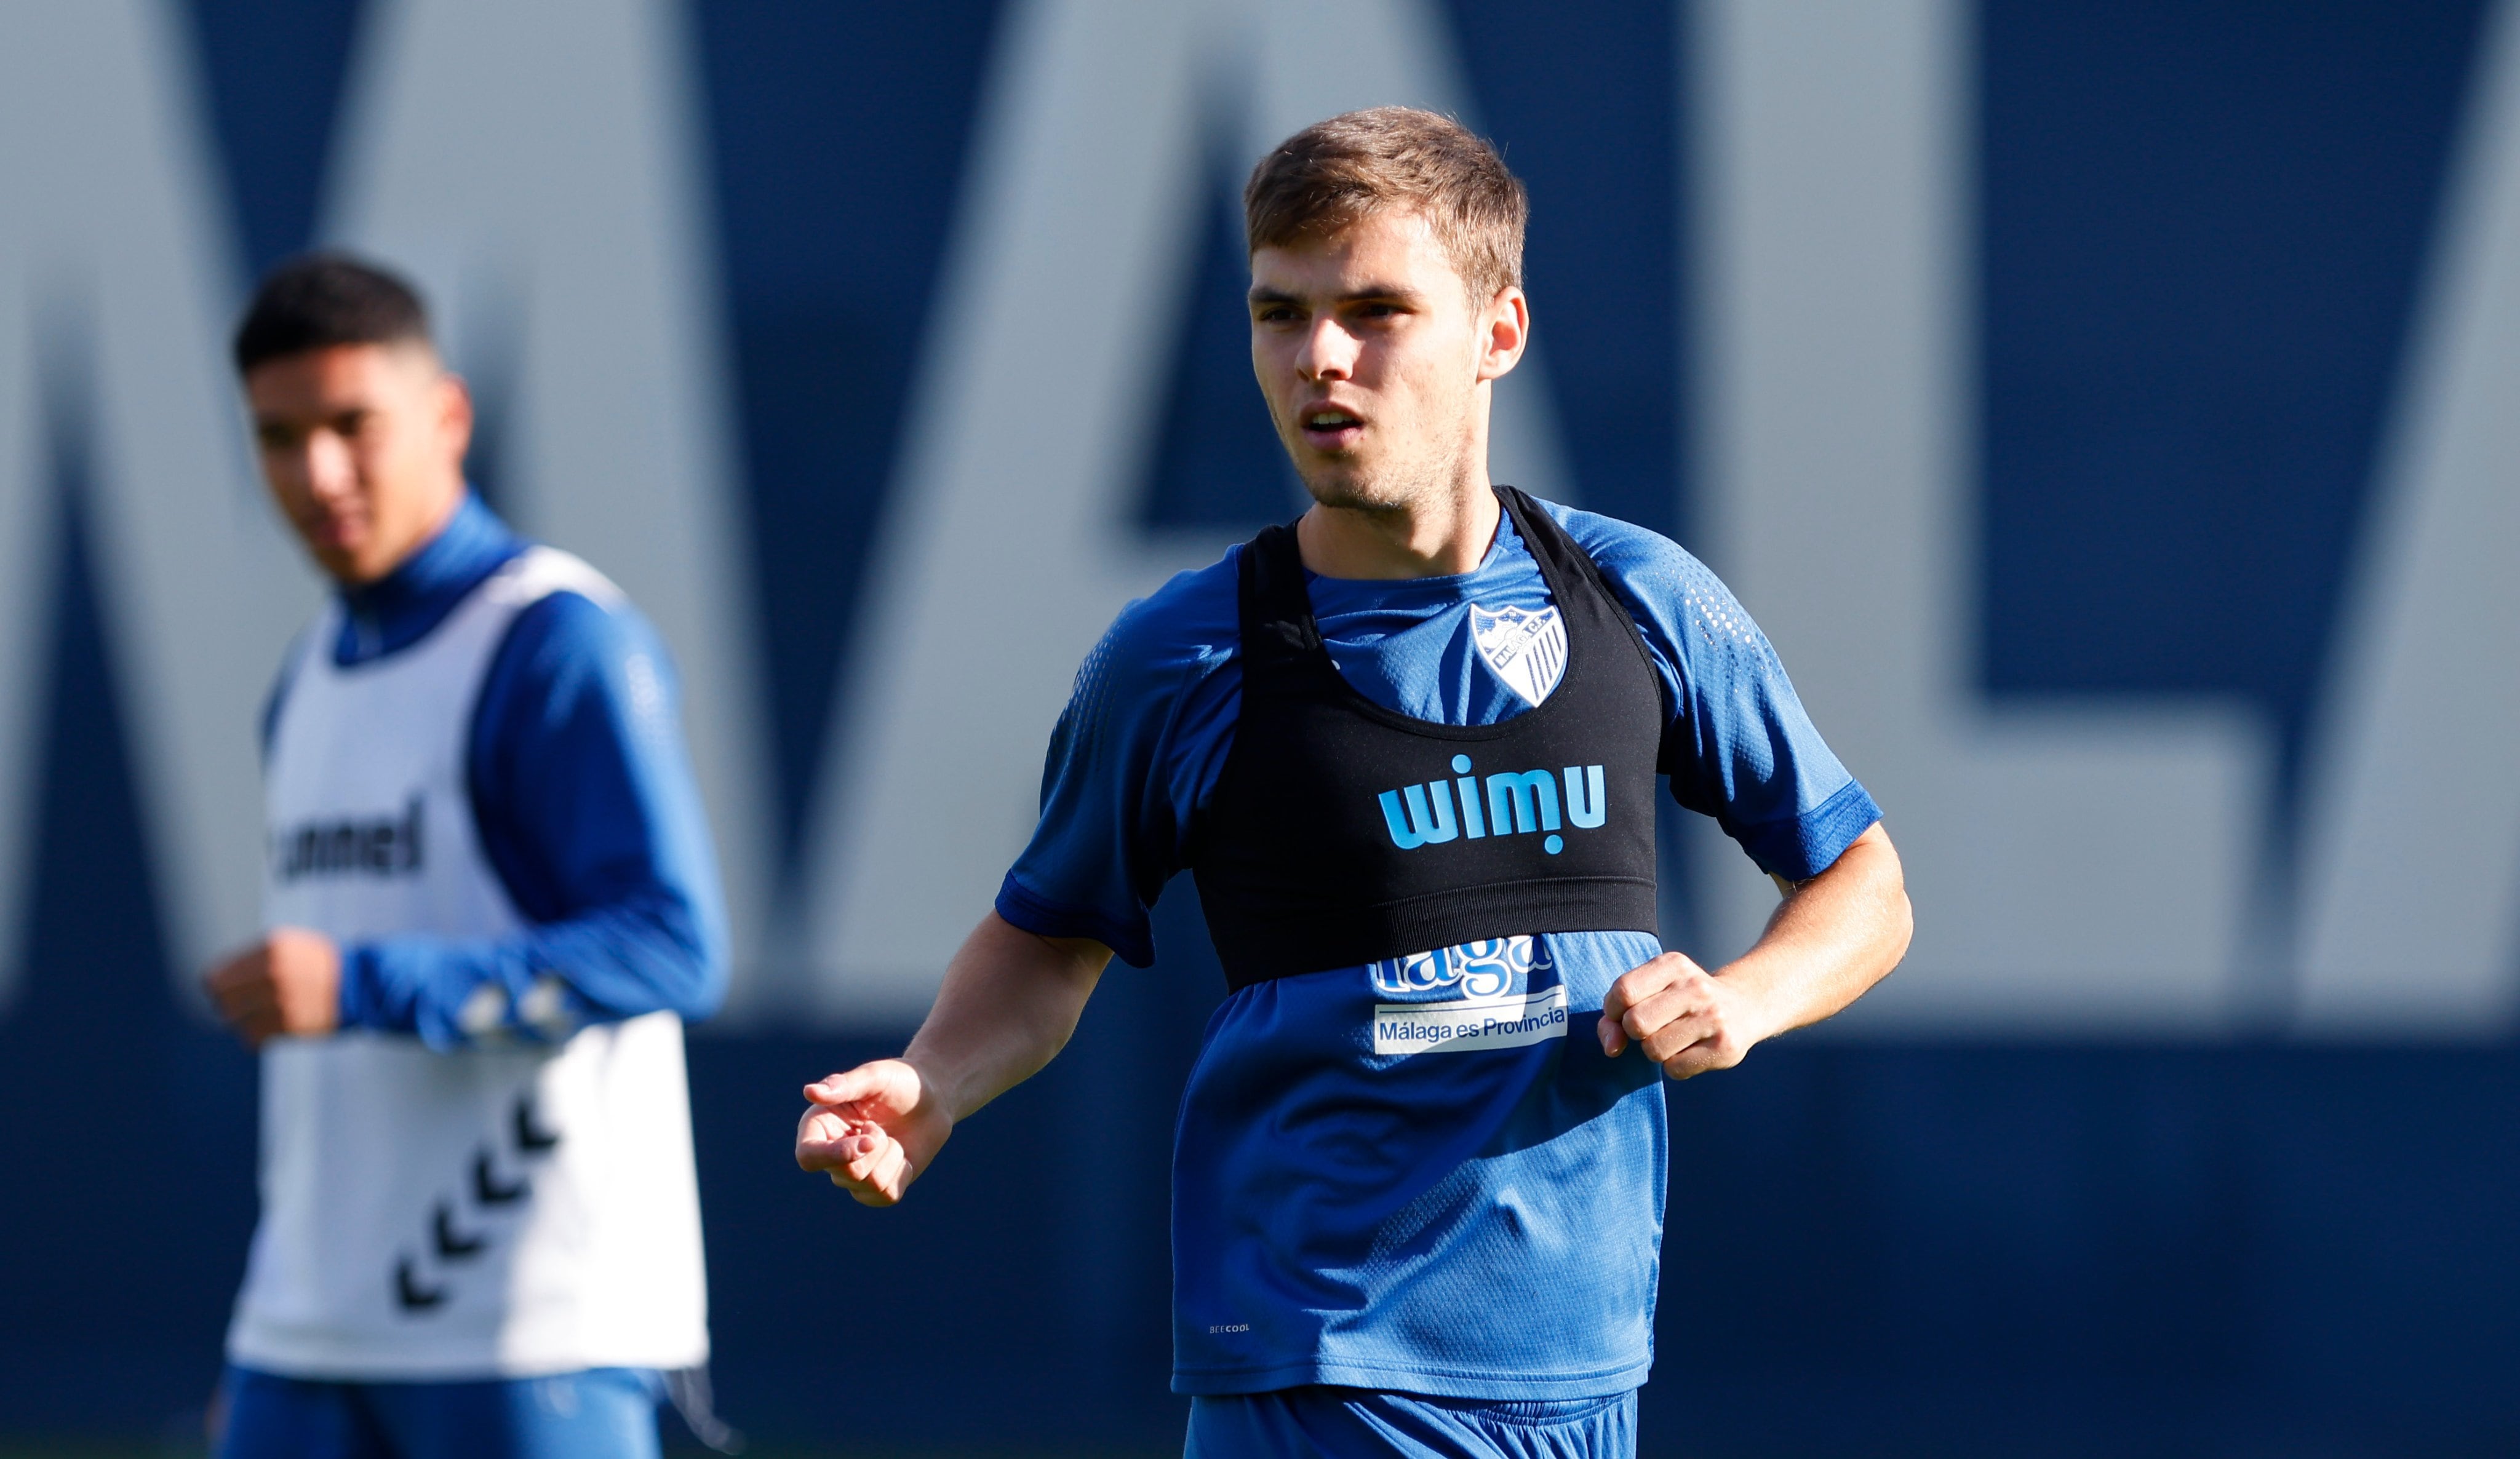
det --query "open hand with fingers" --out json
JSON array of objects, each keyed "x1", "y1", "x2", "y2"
[
  {"x1": 1596, "y1": 950, "x2": 1777, "y2": 1081},
  {"x1": 795, "y1": 1059, "x2": 952, "y2": 1207}
]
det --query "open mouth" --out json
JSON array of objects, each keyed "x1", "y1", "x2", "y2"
[{"x1": 1299, "y1": 406, "x2": 1365, "y2": 448}]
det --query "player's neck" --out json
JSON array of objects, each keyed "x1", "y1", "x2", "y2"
[{"x1": 1296, "y1": 474, "x2": 1501, "y2": 581}]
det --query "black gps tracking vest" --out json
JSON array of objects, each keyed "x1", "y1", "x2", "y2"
[{"x1": 1189, "y1": 487, "x2": 1667, "y2": 991}]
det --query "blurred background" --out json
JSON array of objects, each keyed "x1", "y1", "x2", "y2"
[{"x1": 2, "y1": 0, "x2": 2517, "y2": 1453}]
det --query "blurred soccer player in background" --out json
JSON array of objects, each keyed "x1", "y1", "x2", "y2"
[
  {"x1": 797, "y1": 108, "x2": 1912, "y2": 1458},
  {"x1": 203, "y1": 254, "x2": 730, "y2": 1458}
]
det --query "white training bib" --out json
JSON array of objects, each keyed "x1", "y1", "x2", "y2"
[{"x1": 228, "y1": 547, "x2": 709, "y2": 1380}]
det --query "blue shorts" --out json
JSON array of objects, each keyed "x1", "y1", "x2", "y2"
[
  {"x1": 1186, "y1": 1388, "x2": 1638, "y2": 1459},
  {"x1": 216, "y1": 1365, "x2": 663, "y2": 1459}
]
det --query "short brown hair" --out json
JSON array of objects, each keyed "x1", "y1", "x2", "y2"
[{"x1": 1244, "y1": 107, "x2": 1528, "y2": 303}]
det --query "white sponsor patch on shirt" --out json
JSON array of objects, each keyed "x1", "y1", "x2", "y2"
[{"x1": 1373, "y1": 984, "x2": 1569, "y2": 1055}]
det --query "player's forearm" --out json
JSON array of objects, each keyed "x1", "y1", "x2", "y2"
[
  {"x1": 900, "y1": 912, "x2": 1109, "y2": 1123},
  {"x1": 1720, "y1": 822, "x2": 1910, "y2": 1041},
  {"x1": 338, "y1": 888, "x2": 724, "y2": 1049},
  {"x1": 510, "y1": 889, "x2": 727, "y2": 1022}
]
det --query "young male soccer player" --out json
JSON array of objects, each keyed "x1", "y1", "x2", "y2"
[
  {"x1": 203, "y1": 254, "x2": 727, "y2": 1458},
  {"x1": 796, "y1": 109, "x2": 1913, "y2": 1457}
]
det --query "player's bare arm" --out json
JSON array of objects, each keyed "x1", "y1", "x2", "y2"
[
  {"x1": 202, "y1": 926, "x2": 343, "y2": 1047},
  {"x1": 1598, "y1": 822, "x2": 1910, "y2": 1078},
  {"x1": 796, "y1": 912, "x2": 1109, "y2": 1206}
]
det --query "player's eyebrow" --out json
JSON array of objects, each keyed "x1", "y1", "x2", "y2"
[{"x1": 1248, "y1": 282, "x2": 1424, "y2": 309}]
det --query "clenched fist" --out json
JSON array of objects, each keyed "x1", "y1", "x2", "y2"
[
  {"x1": 1597, "y1": 951, "x2": 1775, "y2": 1081},
  {"x1": 202, "y1": 928, "x2": 343, "y2": 1048}
]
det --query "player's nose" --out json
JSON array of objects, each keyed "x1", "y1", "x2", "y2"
[
  {"x1": 1297, "y1": 317, "x2": 1358, "y2": 380},
  {"x1": 301, "y1": 431, "x2": 361, "y2": 498}
]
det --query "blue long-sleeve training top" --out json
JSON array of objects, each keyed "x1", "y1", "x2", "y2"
[{"x1": 262, "y1": 492, "x2": 730, "y2": 1049}]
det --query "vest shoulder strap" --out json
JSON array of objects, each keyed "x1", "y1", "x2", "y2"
[{"x1": 1235, "y1": 521, "x2": 1323, "y2": 674}]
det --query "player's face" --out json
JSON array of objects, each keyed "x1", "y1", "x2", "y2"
[
  {"x1": 1249, "y1": 209, "x2": 1527, "y2": 513},
  {"x1": 245, "y1": 342, "x2": 472, "y2": 586}
]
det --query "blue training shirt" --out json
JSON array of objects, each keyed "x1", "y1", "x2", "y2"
[
  {"x1": 262, "y1": 493, "x2": 729, "y2": 1050},
  {"x1": 996, "y1": 499, "x2": 1878, "y2": 1400}
]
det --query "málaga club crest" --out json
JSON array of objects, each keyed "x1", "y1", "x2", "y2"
[{"x1": 1470, "y1": 603, "x2": 1568, "y2": 706}]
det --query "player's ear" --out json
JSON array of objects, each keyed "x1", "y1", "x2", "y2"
[
  {"x1": 437, "y1": 370, "x2": 476, "y2": 459},
  {"x1": 1476, "y1": 286, "x2": 1529, "y2": 383}
]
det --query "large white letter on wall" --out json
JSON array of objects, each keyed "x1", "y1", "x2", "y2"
[
  {"x1": 0, "y1": 4, "x2": 320, "y2": 1012},
  {"x1": 1688, "y1": 0, "x2": 2270, "y2": 1032},
  {"x1": 321, "y1": 0, "x2": 775, "y2": 982},
  {"x1": 2296, "y1": 0, "x2": 2520, "y2": 1035}
]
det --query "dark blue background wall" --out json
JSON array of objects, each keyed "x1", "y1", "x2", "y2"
[{"x1": 3, "y1": 2, "x2": 2516, "y2": 1452}]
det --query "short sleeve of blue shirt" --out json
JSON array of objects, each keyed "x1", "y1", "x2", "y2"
[
  {"x1": 997, "y1": 502, "x2": 1880, "y2": 965},
  {"x1": 995, "y1": 555, "x2": 1243, "y2": 967},
  {"x1": 1549, "y1": 502, "x2": 1882, "y2": 880}
]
